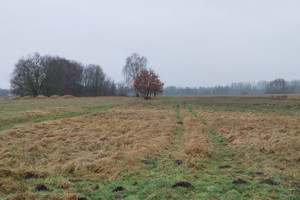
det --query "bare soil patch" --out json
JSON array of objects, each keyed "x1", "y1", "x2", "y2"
[
  {"x1": 232, "y1": 179, "x2": 248, "y2": 184},
  {"x1": 261, "y1": 179, "x2": 278, "y2": 185},
  {"x1": 112, "y1": 186, "x2": 125, "y2": 192},
  {"x1": 172, "y1": 181, "x2": 192, "y2": 188}
]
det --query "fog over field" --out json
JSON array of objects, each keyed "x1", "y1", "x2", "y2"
[{"x1": 1, "y1": 0, "x2": 300, "y2": 89}]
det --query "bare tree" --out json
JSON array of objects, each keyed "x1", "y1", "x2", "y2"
[
  {"x1": 44, "y1": 56, "x2": 83, "y2": 96},
  {"x1": 122, "y1": 53, "x2": 148, "y2": 97},
  {"x1": 82, "y1": 64, "x2": 105, "y2": 96},
  {"x1": 11, "y1": 53, "x2": 46, "y2": 97},
  {"x1": 117, "y1": 82, "x2": 129, "y2": 96},
  {"x1": 265, "y1": 79, "x2": 287, "y2": 94},
  {"x1": 10, "y1": 53, "x2": 145, "y2": 97}
]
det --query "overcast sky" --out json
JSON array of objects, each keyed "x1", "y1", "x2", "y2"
[{"x1": 0, "y1": 0, "x2": 299, "y2": 89}]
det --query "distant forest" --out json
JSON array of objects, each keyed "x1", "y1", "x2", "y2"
[
  {"x1": 164, "y1": 79, "x2": 300, "y2": 95},
  {"x1": 2, "y1": 53, "x2": 300, "y2": 97},
  {"x1": 2, "y1": 79, "x2": 300, "y2": 98},
  {"x1": 10, "y1": 53, "x2": 124, "y2": 97}
]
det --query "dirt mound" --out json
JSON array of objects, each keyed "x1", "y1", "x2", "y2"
[
  {"x1": 35, "y1": 184, "x2": 48, "y2": 191},
  {"x1": 61, "y1": 95, "x2": 76, "y2": 99},
  {"x1": 35, "y1": 95, "x2": 48, "y2": 99},
  {"x1": 232, "y1": 179, "x2": 247, "y2": 184},
  {"x1": 219, "y1": 165, "x2": 231, "y2": 169},
  {"x1": 172, "y1": 181, "x2": 192, "y2": 188},
  {"x1": 49, "y1": 95, "x2": 61, "y2": 99},
  {"x1": 21, "y1": 96, "x2": 33, "y2": 100},
  {"x1": 260, "y1": 179, "x2": 278, "y2": 185},
  {"x1": 255, "y1": 172, "x2": 266, "y2": 176},
  {"x1": 112, "y1": 186, "x2": 124, "y2": 192},
  {"x1": 175, "y1": 160, "x2": 183, "y2": 165},
  {"x1": 24, "y1": 172, "x2": 39, "y2": 179}
]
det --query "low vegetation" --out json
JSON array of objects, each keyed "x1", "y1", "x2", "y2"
[{"x1": 0, "y1": 96, "x2": 299, "y2": 199}]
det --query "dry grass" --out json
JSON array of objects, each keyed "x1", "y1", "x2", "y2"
[
  {"x1": 199, "y1": 110, "x2": 300, "y2": 185},
  {"x1": 176, "y1": 108, "x2": 211, "y2": 162},
  {"x1": 61, "y1": 95, "x2": 75, "y2": 99},
  {"x1": 10, "y1": 97, "x2": 21, "y2": 100},
  {"x1": 8, "y1": 193, "x2": 38, "y2": 200},
  {"x1": 0, "y1": 96, "x2": 130, "y2": 131},
  {"x1": 1, "y1": 96, "x2": 299, "y2": 198},
  {"x1": 21, "y1": 96, "x2": 33, "y2": 100},
  {"x1": 0, "y1": 103, "x2": 176, "y2": 180},
  {"x1": 35, "y1": 95, "x2": 48, "y2": 100},
  {"x1": 49, "y1": 95, "x2": 61, "y2": 99}
]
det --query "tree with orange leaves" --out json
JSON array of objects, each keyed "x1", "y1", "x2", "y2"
[{"x1": 134, "y1": 69, "x2": 164, "y2": 99}]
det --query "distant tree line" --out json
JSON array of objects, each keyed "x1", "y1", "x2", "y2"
[
  {"x1": 164, "y1": 79, "x2": 300, "y2": 95},
  {"x1": 10, "y1": 53, "x2": 124, "y2": 97},
  {"x1": 0, "y1": 89, "x2": 10, "y2": 97},
  {"x1": 10, "y1": 53, "x2": 298, "y2": 97}
]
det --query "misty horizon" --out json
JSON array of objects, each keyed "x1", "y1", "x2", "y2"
[{"x1": 1, "y1": 1, "x2": 300, "y2": 89}]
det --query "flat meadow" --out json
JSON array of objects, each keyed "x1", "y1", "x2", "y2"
[{"x1": 0, "y1": 95, "x2": 299, "y2": 199}]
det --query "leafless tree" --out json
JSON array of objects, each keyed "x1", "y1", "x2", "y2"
[
  {"x1": 122, "y1": 53, "x2": 148, "y2": 97},
  {"x1": 82, "y1": 64, "x2": 105, "y2": 96},
  {"x1": 11, "y1": 53, "x2": 46, "y2": 97},
  {"x1": 44, "y1": 56, "x2": 84, "y2": 96},
  {"x1": 10, "y1": 53, "x2": 117, "y2": 97},
  {"x1": 265, "y1": 79, "x2": 287, "y2": 94},
  {"x1": 117, "y1": 82, "x2": 129, "y2": 96}
]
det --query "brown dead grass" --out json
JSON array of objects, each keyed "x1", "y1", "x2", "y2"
[
  {"x1": 21, "y1": 96, "x2": 33, "y2": 100},
  {"x1": 35, "y1": 95, "x2": 48, "y2": 100},
  {"x1": 176, "y1": 108, "x2": 211, "y2": 162},
  {"x1": 199, "y1": 110, "x2": 300, "y2": 185},
  {"x1": 8, "y1": 193, "x2": 38, "y2": 200},
  {"x1": 49, "y1": 95, "x2": 61, "y2": 99},
  {"x1": 0, "y1": 104, "x2": 176, "y2": 180},
  {"x1": 10, "y1": 97, "x2": 21, "y2": 100},
  {"x1": 61, "y1": 95, "x2": 76, "y2": 99}
]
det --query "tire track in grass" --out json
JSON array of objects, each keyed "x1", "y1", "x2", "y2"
[{"x1": 187, "y1": 103, "x2": 299, "y2": 199}]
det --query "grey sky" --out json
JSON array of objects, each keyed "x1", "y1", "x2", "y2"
[{"x1": 0, "y1": 0, "x2": 299, "y2": 89}]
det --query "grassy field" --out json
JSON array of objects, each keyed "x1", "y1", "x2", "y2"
[{"x1": 0, "y1": 96, "x2": 299, "y2": 199}]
